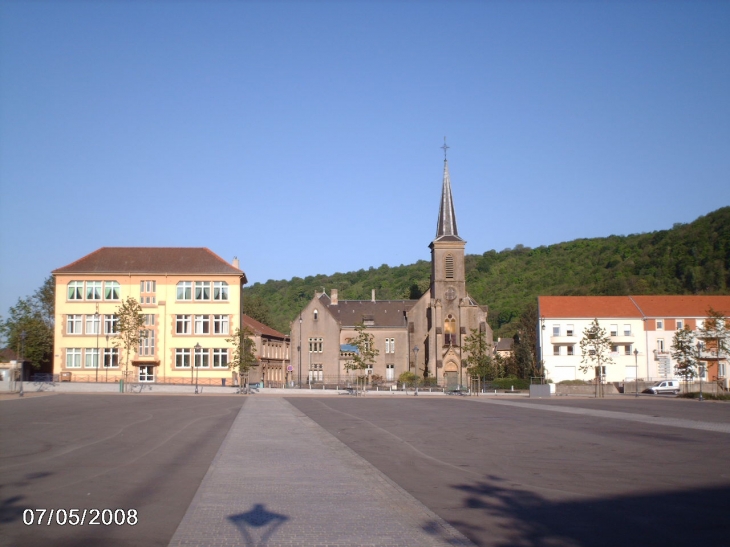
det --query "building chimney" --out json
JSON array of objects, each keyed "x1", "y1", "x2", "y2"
[
  {"x1": 372, "y1": 289, "x2": 376, "y2": 302},
  {"x1": 331, "y1": 289, "x2": 338, "y2": 305},
  {"x1": 232, "y1": 256, "x2": 240, "y2": 269}
]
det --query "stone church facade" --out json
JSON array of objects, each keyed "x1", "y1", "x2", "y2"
[{"x1": 290, "y1": 155, "x2": 491, "y2": 389}]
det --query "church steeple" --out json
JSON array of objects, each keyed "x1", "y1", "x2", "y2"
[{"x1": 435, "y1": 141, "x2": 463, "y2": 242}]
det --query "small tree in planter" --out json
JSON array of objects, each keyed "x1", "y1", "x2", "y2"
[
  {"x1": 671, "y1": 325, "x2": 698, "y2": 391},
  {"x1": 344, "y1": 323, "x2": 378, "y2": 395},
  {"x1": 113, "y1": 297, "x2": 146, "y2": 388},
  {"x1": 579, "y1": 319, "x2": 614, "y2": 398},
  {"x1": 227, "y1": 326, "x2": 257, "y2": 394}
]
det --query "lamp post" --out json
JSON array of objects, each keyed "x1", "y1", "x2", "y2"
[
  {"x1": 298, "y1": 315, "x2": 302, "y2": 388},
  {"x1": 105, "y1": 334, "x2": 109, "y2": 383},
  {"x1": 95, "y1": 304, "x2": 100, "y2": 383},
  {"x1": 194, "y1": 343, "x2": 201, "y2": 394},
  {"x1": 697, "y1": 341, "x2": 704, "y2": 402},
  {"x1": 634, "y1": 348, "x2": 639, "y2": 397},
  {"x1": 413, "y1": 345, "x2": 419, "y2": 396},
  {"x1": 19, "y1": 330, "x2": 26, "y2": 397}
]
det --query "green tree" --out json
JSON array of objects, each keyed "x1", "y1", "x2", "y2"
[
  {"x1": 513, "y1": 302, "x2": 539, "y2": 379},
  {"x1": 245, "y1": 294, "x2": 274, "y2": 328},
  {"x1": 0, "y1": 276, "x2": 55, "y2": 370},
  {"x1": 671, "y1": 325, "x2": 698, "y2": 385},
  {"x1": 579, "y1": 319, "x2": 614, "y2": 398},
  {"x1": 112, "y1": 297, "x2": 146, "y2": 385},
  {"x1": 699, "y1": 307, "x2": 729, "y2": 376},
  {"x1": 463, "y1": 327, "x2": 495, "y2": 381},
  {"x1": 398, "y1": 371, "x2": 418, "y2": 389},
  {"x1": 344, "y1": 323, "x2": 379, "y2": 394},
  {"x1": 227, "y1": 326, "x2": 257, "y2": 393}
]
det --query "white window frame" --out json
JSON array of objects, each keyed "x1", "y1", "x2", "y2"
[
  {"x1": 566, "y1": 324, "x2": 574, "y2": 337},
  {"x1": 103, "y1": 348, "x2": 119, "y2": 368},
  {"x1": 66, "y1": 348, "x2": 82, "y2": 368},
  {"x1": 85, "y1": 314, "x2": 100, "y2": 335},
  {"x1": 195, "y1": 281, "x2": 211, "y2": 301},
  {"x1": 139, "y1": 365, "x2": 154, "y2": 382},
  {"x1": 85, "y1": 348, "x2": 99, "y2": 369},
  {"x1": 176, "y1": 315, "x2": 191, "y2": 335},
  {"x1": 567, "y1": 345, "x2": 574, "y2": 356},
  {"x1": 676, "y1": 320, "x2": 684, "y2": 330},
  {"x1": 213, "y1": 281, "x2": 228, "y2": 301},
  {"x1": 610, "y1": 324, "x2": 618, "y2": 337},
  {"x1": 213, "y1": 315, "x2": 229, "y2": 335},
  {"x1": 552, "y1": 325, "x2": 560, "y2": 336},
  {"x1": 623, "y1": 324, "x2": 632, "y2": 336},
  {"x1": 177, "y1": 281, "x2": 192, "y2": 301},
  {"x1": 195, "y1": 347, "x2": 210, "y2": 368},
  {"x1": 657, "y1": 339, "x2": 665, "y2": 352},
  {"x1": 386, "y1": 363, "x2": 395, "y2": 381},
  {"x1": 86, "y1": 281, "x2": 102, "y2": 301},
  {"x1": 68, "y1": 281, "x2": 84, "y2": 301},
  {"x1": 656, "y1": 319, "x2": 664, "y2": 330},
  {"x1": 139, "y1": 330, "x2": 155, "y2": 356},
  {"x1": 175, "y1": 348, "x2": 191, "y2": 368},
  {"x1": 104, "y1": 281, "x2": 120, "y2": 300},
  {"x1": 213, "y1": 348, "x2": 228, "y2": 368},
  {"x1": 195, "y1": 315, "x2": 210, "y2": 335},
  {"x1": 104, "y1": 314, "x2": 118, "y2": 335},
  {"x1": 67, "y1": 314, "x2": 83, "y2": 335},
  {"x1": 553, "y1": 345, "x2": 560, "y2": 356}
]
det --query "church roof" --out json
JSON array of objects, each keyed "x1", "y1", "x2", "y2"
[
  {"x1": 320, "y1": 296, "x2": 415, "y2": 328},
  {"x1": 434, "y1": 159, "x2": 464, "y2": 243}
]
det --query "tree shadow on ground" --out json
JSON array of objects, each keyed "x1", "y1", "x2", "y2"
[
  {"x1": 228, "y1": 503, "x2": 289, "y2": 546},
  {"x1": 424, "y1": 475, "x2": 730, "y2": 547}
]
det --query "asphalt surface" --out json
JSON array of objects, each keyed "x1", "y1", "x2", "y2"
[
  {"x1": 0, "y1": 394, "x2": 243, "y2": 547},
  {"x1": 288, "y1": 396, "x2": 730, "y2": 547}
]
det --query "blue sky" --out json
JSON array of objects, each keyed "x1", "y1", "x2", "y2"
[{"x1": 1, "y1": 0, "x2": 729, "y2": 319}]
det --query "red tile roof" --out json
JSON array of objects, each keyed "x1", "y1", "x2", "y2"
[
  {"x1": 538, "y1": 296, "x2": 643, "y2": 318},
  {"x1": 630, "y1": 295, "x2": 730, "y2": 318},
  {"x1": 53, "y1": 247, "x2": 244, "y2": 278},
  {"x1": 243, "y1": 315, "x2": 287, "y2": 339},
  {"x1": 539, "y1": 295, "x2": 730, "y2": 319}
]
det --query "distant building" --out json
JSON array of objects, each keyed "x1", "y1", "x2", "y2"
[
  {"x1": 290, "y1": 152, "x2": 492, "y2": 389},
  {"x1": 537, "y1": 295, "x2": 730, "y2": 384},
  {"x1": 52, "y1": 247, "x2": 246, "y2": 385},
  {"x1": 494, "y1": 337, "x2": 514, "y2": 359},
  {"x1": 243, "y1": 314, "x2": 290, "y2": 387}
]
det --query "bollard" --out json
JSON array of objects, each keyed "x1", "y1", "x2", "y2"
[{"x1": 119, "y1": 379, "x2": 124, "y2": 393}]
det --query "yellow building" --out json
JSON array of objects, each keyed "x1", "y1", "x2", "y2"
[{"x1": 52, "y1": 247, "x2": 246, "y2": 385}]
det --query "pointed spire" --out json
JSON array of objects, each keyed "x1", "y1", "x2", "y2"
[{"x1": 435, "y1": 139, "x2": 463, "y2": 242}]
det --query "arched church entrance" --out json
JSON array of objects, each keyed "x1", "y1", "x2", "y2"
[{"x1": 443, "y1": 360, "x2": 459, "y2": 390}]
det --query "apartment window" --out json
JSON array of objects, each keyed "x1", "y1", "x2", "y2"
[
  {"x1": 445, "y1": 255, "x2": 454, "y2": 279},
  {"x1": 213, "y1": 315, "x2": 229, "y2": 334},
  {"x1": 176, "y1": 315, "x2": 191, "y2": 334},
  {"x1": 194, "y1": 347, "x2": 209, "y2": 368},
  {"x1": 213, "y1": 349, "x2": 228, "y2": 368},
  {"x1": 85, "y1": 348, "x2": 99, "y2": 369},
  {"x1": 386, "y1": 364, "x2": 395, "y2": 381},
  {"x1": 552, "y1": 325, "x2": 560, "y2": 336},
  {"x1": 566, "y1": 324, "x2": 574, "y2": 337},
  {"x1": 104, "y1": 281, "x2": 120, "y2": 300},
  {"x1": 68, "y1": 281, "x2": 84, "y2": 300},
  {"x1": 567, "y1": 345, "x2": 574, "y2": 356},
  {"x1": 139, "y1": 330, "x2": 155, "y2": 356},
  {"x1": 175, "y1": 349, "x2": 191, "y2": 368},
  {"x1": 610, "y1": 324, "x2": 618, "y2": 337},
  {"x1": 611, "y1": 345, "x2": 619, "y2": 353},
  {"x1": 143, "y1": 314, "x2": 155, "y2": 326},
  {"x1": 195, "y1": 315, "x2": 210, "y2": 334},
  {"x1": 676, "y1": 320, "x2": 684, "y2": 330},
  {"x1": 213, "y1": 281, "x2": 228, "y2": 301},
  {"x1": 104, "y1": 314, "x2": 118, "y2": 334},
  {"x1": 66, "y1": 348, "x2": 82, "y2": 368},
  {"x1": 103, "y1": 348, "x2": 119, "y2": 368},
  {"x1": 195, "y1": 281, "x2": 211, "y2": 301},
  {"x1": 623, "y1": 324, "x2": 632, "y2": 336},
  {"x1": 385, "y1": 338, "x2": 395, "y2": 354},
  {"x1": 553, "y1": 345, "x2": 560, "y2": 356},
  {"x1": 657, "y1": 339, "x2": 665, "y2": 352},
  {"x1": 86, "y1": 314, "x2": 100, "y2": 335},
  {"x1": 139, "y1": 365, "x2": 154, "y2": 382},
  {"x1": 657, "y1": 320, "x2": 664, "y2": 330},
  {"x1": 67, "y1": 315, "x2": 83, "y2": 335},
  {"x1": 141, "y1": 280, "x2": 157, "y2": 293},
  {"x1": 309, "y1": 337, "x2": 323, "y2": 353},
  {"x1": 86, "y1": 281, "x2": 102, "y2": 301},
  {"x1": 177, "y1": 282, "x2": 192, "y2": 301},
  {"x1": 625, "y1": 345, "x2": 633, "y2": 356}
]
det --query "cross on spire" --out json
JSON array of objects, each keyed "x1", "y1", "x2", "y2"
[{"x1": 441, "y1": 137, "x2": 449, "y2": 161}]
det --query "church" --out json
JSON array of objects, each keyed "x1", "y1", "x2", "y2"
[{"x1": 289, "y1": 150, "x2": 492, "y2": 389}]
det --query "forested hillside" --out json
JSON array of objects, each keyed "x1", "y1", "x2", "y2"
[{"x1": 244, "y1": 207, "x2": 730, "y2": 337}]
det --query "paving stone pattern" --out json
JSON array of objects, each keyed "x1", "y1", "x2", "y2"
[{"x1": 169, "y1": 397, "x2": 473, "y2": 547}]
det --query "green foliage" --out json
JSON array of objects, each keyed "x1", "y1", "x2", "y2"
[
  {"x1": 398, "y1": 371, "x2": 418, "y2": 386},
  {"x1": 244, "y1": 294, "x2": 274, "y2": 328},
  {"x1": 579, "y1": 319, "x2": 613, "y2": 397},
  {"x1": 463, "y1": 328, "x2": 492, "y2": 379},
  {"x1": 671, "y1": 326, "x2": 698, "y2": 381},
  {"x1": 243, "y1": 207, "x2": 730, "y2": 337},
  {"x1": 678, "y1": 392, "x2": 730, "y2": 401},
  {"x1": 0, "y1": 276, "x2": 55, "y2": 370},
  {"x1": 112, "y1": 297, "x2": 146, "y2": 377},
  {"x1": 487, "y1": 377, "x2": 530, "y2": 390},
  {"x1": 344, "y1": 323, "x2": 379, "y2": 373},
  {"x1": 557, "y1": 379, "x2": 592, "y2": 385},
  {"x1": 699, "y1": 307, "x2": 729, "y2": 360},
  {"x1": 226, "y1": 326, "x2": 257, "y2": 378}
]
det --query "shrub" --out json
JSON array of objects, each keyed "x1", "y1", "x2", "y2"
[
  {"x1": 678, "y1": 392, "x2": 730, "y2": 401},
  {"x1": 558, "y1": 380, "x2": 591, "y2": 386},
  {"x1": 489, "y1": 377, "x2": 530, "y2": 390}
]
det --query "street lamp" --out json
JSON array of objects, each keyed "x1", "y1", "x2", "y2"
[
  {"x1": 105, "y1": 334, "x2": 110, "y2": 383},
  {"x1": 194, "y1": 343, "x2": 201, "y2": 394},
  {"x1": 94, "y1": 304, "x2": 100, "y2": 383},
  {"x1": 634, "y1": 348, "x2": 639, "y2": 397},
  {"x1": 697, "y1": 341, "x2": 704, "y2": 402},
  {"x1": 413, "y1": 345, "x2": 419, "y2": 396},
  {"x1": 298, "y1": 315, "x2": 302, "y2": 388},
  {"x1": 19, "y1": 330, "x2": 26, "y2": 397}
]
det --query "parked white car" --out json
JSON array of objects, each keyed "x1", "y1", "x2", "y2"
[{"x1": 645, "y1": 380, "x2": 680, "y2": 395}]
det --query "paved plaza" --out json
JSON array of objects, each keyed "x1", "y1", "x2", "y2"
[{"x1": 1, "y1": 392, "x2": 729, "y2": 546}]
